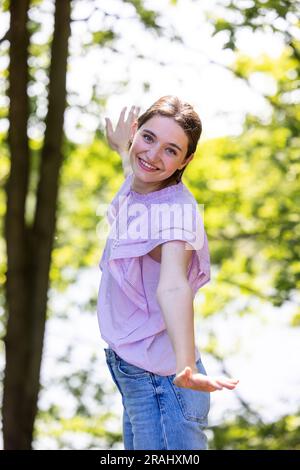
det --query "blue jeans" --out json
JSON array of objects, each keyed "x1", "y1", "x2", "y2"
[{"x1": 104, "y1": 348, "x2": 210, "y2": 450}]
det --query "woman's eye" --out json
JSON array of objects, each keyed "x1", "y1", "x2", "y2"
[{"x1": 142, "y1": 134, "x2": 176, "y2": 155}]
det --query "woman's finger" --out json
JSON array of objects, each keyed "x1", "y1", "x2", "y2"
[
  {"x1": 126, "y1": 105, "x2": 139, "y2": 125},
  {"x1": 192, "y1": 378, "x2": 222, "y2": 391},
  {"x1": 215, "y1": 378, "x2": 238, "y2": 389},
  {"x1": 209, "y1": 380, "x2": 223, "y2": 391},
  {"x1": 126, "y1": 106, "x2": 136, "y2": 124},
  {"x1": 105, "y1": 117, "x2": 113, "y2": 137},
  {"x1": 116, "y1": 106, "x2": 127, "y2": 126},
  {"x1": 133, "y1": 106, "x2": 140, "y2": 117}
]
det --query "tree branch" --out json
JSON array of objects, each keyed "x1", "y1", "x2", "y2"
[{"x1": 0, "y1": 29, "x2": 10, "y2": 44}]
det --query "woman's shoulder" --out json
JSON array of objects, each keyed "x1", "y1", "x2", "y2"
[
  {"x1": 110, "y1": 174, "x2": 132, "y2": 205},
  {"x1": 117, "y1": 173, "x2": 133, "y2": 196}
]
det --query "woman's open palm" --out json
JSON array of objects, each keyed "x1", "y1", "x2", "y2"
[
  {"x1": 173, "y1": 367, "x2": 239, "y2": 392},
  {"x1": 105, "y1": 105, "x2": 140, "y2": 152}
]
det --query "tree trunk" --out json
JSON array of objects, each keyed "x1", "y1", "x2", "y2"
[{"x1": 3, "y1": 0, "x2": 71, "y2": 449}]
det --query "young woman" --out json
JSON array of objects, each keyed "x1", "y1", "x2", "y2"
[{"x1": 98, "y1": 96, "x2": 238, "y2": 450}]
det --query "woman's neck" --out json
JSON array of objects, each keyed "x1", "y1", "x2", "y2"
[{"x1": 131, "y1": 175, "x2": 179, "y2": 195}]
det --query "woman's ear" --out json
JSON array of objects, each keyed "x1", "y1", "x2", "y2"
[{"x1": 179, "y1": 153, "x2": 194, "y2": 170}]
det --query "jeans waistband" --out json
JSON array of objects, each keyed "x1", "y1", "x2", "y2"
[{"x1": 104, "y1": 346, "x2": 203, "y2": 372}]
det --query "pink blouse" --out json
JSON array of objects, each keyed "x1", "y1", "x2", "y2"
[{"x1": 97, "y1": 174, "x2": 210, "y2": 375}]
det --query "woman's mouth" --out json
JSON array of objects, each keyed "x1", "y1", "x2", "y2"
[{"x1": 137, "y1": 157, "x2": 159, "y2": 172}]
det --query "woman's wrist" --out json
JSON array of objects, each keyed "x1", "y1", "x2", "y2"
[
  {"x1": 176, "y1": 359, "x2": 198, "y2": 376},
  {"x1": 119, "y1": 148, "x2": 129, "y2": 159}
]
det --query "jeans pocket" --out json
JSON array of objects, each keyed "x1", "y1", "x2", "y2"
[
  {"x1": 117, "y1": 357, "x2": 150, "y2": 379},
  {"x1": 105, "y1": 357, "x2": 124, "y2": 397},
  {"x1": 168, "y1": 360, "x2": 210, "y2": 424}
]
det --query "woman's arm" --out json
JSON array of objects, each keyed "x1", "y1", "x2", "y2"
[
  {"x1": 156, "y1": 240, "x2": 239, "y2": 392},
  {"x1": 156, "y1": 241, "x2": 196, "y2": 374},
  {"x1": 105, "y1": 106, "x2": 140, "y2": 177}
]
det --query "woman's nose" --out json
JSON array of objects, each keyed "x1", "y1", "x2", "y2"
[{"x1": 146, "y1": 146, "x2": 160, "y2": 162}]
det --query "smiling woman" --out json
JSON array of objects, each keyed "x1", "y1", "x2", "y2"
[
  {"x1": 98, "y1": 95, "x2": 238, "y2": 451},
  {"x1": 127, "y1": 96, "x2": 202, "y2": 193}
]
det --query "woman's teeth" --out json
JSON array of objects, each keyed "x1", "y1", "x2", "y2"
[{"x1": 138, "y1": 157, "x2": 159, "y2": 171}]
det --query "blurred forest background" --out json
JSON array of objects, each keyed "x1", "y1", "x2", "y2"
[{"x1": 0, "y1": 0, "x2": 299, "y2": 450}]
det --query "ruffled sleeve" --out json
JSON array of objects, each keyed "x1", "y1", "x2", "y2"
[{"x1": 101, "y1": 189, "x2": 210, "y2": 312}]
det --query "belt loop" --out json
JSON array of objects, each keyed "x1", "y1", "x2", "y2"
[{"x1": 104, "y1": 347, "x2": 117, "y2": 363}]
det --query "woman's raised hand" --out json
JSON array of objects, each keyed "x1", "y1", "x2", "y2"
[
  {"x1": 105, "y1": 105, "x2": 140, "y2": 153},
  {"x1": 173, "y1": 367, "x2": 239, "y2": 392}
]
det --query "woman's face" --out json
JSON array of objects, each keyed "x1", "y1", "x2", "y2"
[{"x1": 129, "y1": 115, "x2": 194, "y2": 186}]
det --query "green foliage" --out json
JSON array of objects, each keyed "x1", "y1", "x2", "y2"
[
  {"x1": 1, "y1": 0, "x2": 299, "y2": 450},
  {"x1": 0, "y1": 133, "x2": 9, "y2": 318},
  {"x1": 122, "y1": 0, "x2": 161, "y2": 30},
  {"x1": 1, "y1": 0, "x2": 9, "y2": 12},
  {"x1": 209, "y1": 0, "x2": 299, "y2": 51},
  {"x1": 210, "y1": 411, "x2": 300, "y2": 450},
  {"x1": 34, "y1": 344, "x2": 123, "y2": 449},
  {"x1": 92, "y1": 30, "x2": 116, "y2": 46},
  {"x1": 50, "y1": 138, "x2": 124, "y2": 290},
  {"x1": 35, "y1": 411, "x2": 122, "y2": 449},
  {"x1": 290, "y1": 310, "x2": 300, "y2": 327},
  {"x1": 184, "y1": 42, "x2": 299, "y2": 320}
]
